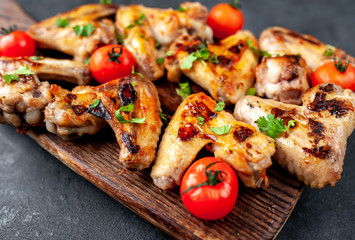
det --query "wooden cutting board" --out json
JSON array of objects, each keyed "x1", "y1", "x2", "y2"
[{"x1": 0, "y1": 1, "x2": 304, "y2": 239}]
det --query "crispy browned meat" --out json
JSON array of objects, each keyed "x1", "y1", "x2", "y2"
[
  {"x1": 255, "y1": 55, "x2": 310, "y2": 105},
  {"x1": 0, "y1": 57, "x2": 91, "y2": 85},
  {"x1": 94, "y1": 75, "x2": 162, "y2": 170},
  {"x1": 27, "y1": 4, "x2": 118, "y2": 62},
  {"x1": 234, "y1": 83, "x2": 355, "y2": 188},
  {"x1": 151, "y1": 92, "x2": 275, "y2": 190},
  {"x1": 259, "y1": 27, "x2": 355, "y2": 71},
  {"x1": 0, "y1": 72, "x2": 52, "y2": 128},
  {"x1": 115, "y1": 2, "x2": 212, "y2": 80},
  {"x1": 165, "y1": 31, "x2": 259, "y2": 104}
]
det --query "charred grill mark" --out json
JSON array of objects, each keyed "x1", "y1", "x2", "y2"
[
  {"x1": 67, "y1": 93, "x2": 77, "y2": 100},
  {"x1": 122, "y1": 132, "x2": 140, "y2": 154},
  {"x1": 72, "y1": 105, "x2": 87, "y2": 115},
  {"x1": 271, "y1": 108, "x2": 296, "y2": 126},
  {"x1": 119, "y1": 83, "x2": 137, "y2": 107},
  {"x1": 302, "y1": 145, "x2": 331, "y2": 159},
  {"x1": 228, "y1": 41, "x2": 245, "y2": 54},
  {"x1": 319, "y1": 84, "x2": 334, "y2": 92},
  {"x1": 185, "y1": 101, "x2": 217, "y2": 122},
  {"x1": 273, "y1": 29, "x2": 321, "y2": 46},
  {"x1": 308, "y1": 118, "x2": 324, "y2": 145},
  {"x1": 216, "y1": 56, "x2": 232, "y2": 66},
  {"x1": 233, "y1": 126, "x2": 254, "y2": 142},
  {"x1": 32, "y1": 91, "x2": 41, "y2": 98},
  {"x1": 178, "y1": 123, "x2": 199, "y2": 142},
  {"x1": 307, "y1": 86, "x2": 353, "y2": 118},
  {"x1": 87, "y1": 100, "x2": 111, "y2": 120}
]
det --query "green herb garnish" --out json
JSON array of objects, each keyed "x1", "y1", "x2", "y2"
[
  {"x1": 90, "y1": 99, "x2": 100, "y2": 108},
  {"x1": 115, "y1": 103, "x2": 146, "y2": 124},
  {"x1": 73, "y1": 23, "x2": 96, "y2": 37},
  {"x1": 166, "y1": 51, "x2": 173, "y2": 56},
  {"x1": 176, "y1": 81, "x2": 191, "y2": 100},
  {"x1": 157, "y1": 57, "x2": 164, "y2": 65},
  {"x1": 84, "y1": 57, "x2": 91, "y2": 64},
  {"x1": 210, "y1": 123, "x2": 232, "y2": 135},
  {"x1": 56, "y1": 18, "x2": 69, "y2": 28},
  {"x1": 246, "y1": 39, "x2": 272, "y2": 57},
  {"x1": 181, "y1": 48, "x2": 217, "y2": 70},
  {"x1": 2, "y1": 65, "x2": 34, "y2": 85},
  {"x1": 160, "y1": 111, "x2": 168, "y2": 122},
  {"x1": 257, "y1": 114, "x2": 295, "y2": 139},
  {"x1": 131, "y1": 81, "x2": 137, "y2": 87},
  {"x1": 155, "y1": 39, "x2": 162, "y2": 49},
  {"x1": 246, "y1": 87, "x2": 256, "y2": 96},
  {"x1": 197, "y1": 116, "x2": 205, "y2": 125},
  {"x1": 131, "y1": 66, "x2": 144, "y2": 79},
  {"x1": 177, "y1": 6, "x2": 187, "y2": 12},
  {"x1": 29, "y1": 56, "x2": 43, "y2": 61},
  {"x1": 100, "y1": 0, "x2": 112, "y2": 4},
  {"x1": 215, "y1": 101, "x2": 225, "y2": 112}
]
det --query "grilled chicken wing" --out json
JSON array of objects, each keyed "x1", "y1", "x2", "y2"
[
  {"x1": 94, "y1": 75, "x2": 162, "y2": 170},
  {"x1": 45, "y1": 84, "x2": 106, "y2": 139},
  {"x1": 28, "y1": 4, "x2": 117, "y2": 62},
  {"x1": 0, "y1": 72, "x2": 52, "y2": 128},
  {"x1": 259, "y1": 26, "x2": 355, "y2": 71},
  {"x1": 115, "y1": 2, "x2": 212, "y2": 80},
  {"x1": 234, "y1": 83, "x2": 355, "y2": 188},
  {"x1": 255, "y1": 55, "x2": 310, "y2": 105},
  {"x1": 0, "y1": 57, "x2": 90, "y2": 85},
  {"x1": 165, "y1": 31, "x2": 259, "y2": 104},
  {"x1": 151, "y1": 92, "x2": 275, "y2": 190}
]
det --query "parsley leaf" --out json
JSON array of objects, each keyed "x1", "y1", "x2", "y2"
[
  {"x1": 131, "y1": 81, "x2": 137, "y2": 86},
  {"x1": 160, "y1": 111, "x2": 168, "y2": 122},
  {"x1": 177, "y1": 6, "x2": 187, "y2": 12},
  {"x1": 56, "y1": 17, "x2": 69, "y2": 28},
  {"x1": 84, "y1": 57, "x2": 91, "y2": 64},
  {"x1": 157, "y1": 57, "x2": 164, "y2": 65},
  {"x1": 131, "y1": 66, "x2": 144, "y2": 79},
  {"x1": 73, "y1": 23, "x2": 96, "y2": 37},
  {"x1": 166, "y1": 51, "x2": 173, "y2": 56},
  {"x1": 210, "y1": 123, "x2": 232, "y2": 135},
  {"x1": 2, "y1": 65, "x2": 34, "y2": 84},
  {"x1": 181, "y1": 54, "x2": 198, "y2": 69},
  {"x1": 215, "y1": 101, "x2": 225, "y2": 112},
  {"x1": 181, "y1": 47, "x2": 217, "y2": 70},
  {"x1": 29, "y1": 56, "x2": 43, "y2": 61},
  {"x1": 257, "y1": 114, "x2": 295, "y2": 139},
  {"x1": 323, "y1": 49, "x2": 334, "y2": 57},
  {"x1": 100, "y1": 0, "x2": 112, "y2": 4},
  {"x1": 176, "y1": 81, "x2": 191, "y2": 100},
  {"x1": 247, "y1": 39, "x2": 272, "y2": 57},
  {"x1": 134, "y1": 13, "x2": 147, "y2": 26},
  {"x1": 246, "y1": 87, "x2": 256, "y2": 96},
  {"x1": 115, "y1": 103, "x2": 145, "y2": 124},
  {"x1": 197, "y1": 116, "x2": 204, "y2": 125},
  {"x1": 125, "y1": 24, "x2": 135, "y2": 29},
  {"x1": 90, "y1": 99, "x2": 100, "y2": 108}
]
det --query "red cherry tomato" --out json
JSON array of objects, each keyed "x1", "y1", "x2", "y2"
[
  {"x1": 0, "y1": 30, "x2": 36, "y2": 57},
  {"x1": 90, "y1": 44, "x2": 136, "y2": 84},
  {"x1": 207, "y1": 3, "x2": 244, "y2": 40},
  {"x1": 311, "y1": 62, "x2": 355, "y2": 91},
  {"x1": 180, "y1": 157, "x2": 238, "y2": 220}
]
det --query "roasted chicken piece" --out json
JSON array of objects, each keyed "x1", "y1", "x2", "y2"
[
  {"x1": 115, "y1": 2, "x2": 212, "y2": 80},
  {"x1": 151, "y1": 92, "x2": 275, "y2": 190},
  {"x1": 28, "y1": 4, "x2": 118, "y2": 62},
  {"x1": 259, "y1": 26, "x2": 355, "y2": 71},
  {"x1": 0, "y1": 57, "x2": 91, "y2": 85},
  {"x1": 255, "y1": 55, "x2": 310, "y2": 105},
  {"x1": 0, "y1": 72, "x2": 52, "y2": 128},
  {"x1": 94, "y1": 75, "x2": 162, "y2": 170},
  {"x1": 45, "y1": 84, "x2": 106, "y2": 139},
  {"x1": 165, "y1": 31, "x2": 259, "y2": 104},
  {"x1": 234, "y1": 83, "x2": 355, "y2": 188}
]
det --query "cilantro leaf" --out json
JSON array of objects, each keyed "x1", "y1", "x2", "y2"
[
  {"x1": 115, "y1": 103, "x2": 146, "y2": 124},
  {"x1": 247, "y1": 39, "x2": 272, "y2": 57},
  {"x1": 157, "y1": 57, "x2": 164, "y2": 65},
  {"x1": 2, "y1": 74, "x2": 19, "y2": 85},
  {"x1": 125, "y1": 24, "x2": 135, "y2": 29},
  {"x1": 177, "y1": 6, "x2": 187, "y2": 12},
  {"x1": 176, "y1": 81, "x2": 191, "y2": 100},
  {"x1": 56, "y1": 18, "x2": 69, "y2": 28},
  {"x1": 246, "y1": 87, "x2": 256, "y2": 96},
  {"x1": 181, "y1": 54, "x2": 198, "y2": 69},
  {"x1": 323, "y1": 49, "x2": 334, "y2": 57},
  {"x1": 90, "y1": 99, "x2": 100, "y2": 108},
  {"x1": 73, "y1": 23, "x2": 96, "y2": 37},
  {"x1": 210, "y1": 123, "x2": 232, "y2": 135},
  {"x1": 215, "y1": 101, "x2": 225, "y2": 112},
  {"x1": 84, "y1": 57, "x2": 91, "y2": 64},
  {"x1": 2, "y1": 65, "x2": 34, "y2": 85},
  {"x1": 257, "y1": 114, "x2": 295, "y2": 138},
  {"x1": 181, "y1": 47, "x2": 217, "y2": 70},
  {"x1": 131, "y1": 66, "x2": 144, "y2": 79},
  {"x1": 197, "y1": 116, "x2": 204, "y2": 125}
]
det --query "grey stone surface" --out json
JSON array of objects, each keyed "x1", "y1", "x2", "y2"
[{"x1": 1, "y1": 0, "x2": 354, "y2": 239}]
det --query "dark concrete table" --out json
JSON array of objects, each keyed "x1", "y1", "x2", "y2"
[{"x1": 1, "y1": 0, "x2": 354, "y2": 239}]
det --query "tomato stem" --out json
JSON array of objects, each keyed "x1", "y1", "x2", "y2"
[
  {"x1": 323, "y1": 48, "x2": 349, "y2": 73},
  {"x1": 229, "y1": 0, "x2": 241, "y2": 9},
  {"x1": 0, "y1": 25, "x2": 17, "y2": 35},
  {"x1": 108, "y1": 46, "x2": 123, "y2": 64},
  {"x1": 181, "y1": 161, "x2": 226, "y2": 195}
]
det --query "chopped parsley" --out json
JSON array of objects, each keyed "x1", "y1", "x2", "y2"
[
  {"x1": 166, "y1": 51, "x2": 173, "y2": 56},
  {"x1": 73, "y1": 23, "x2": 96, "y2": 37},
  {"x1": 157, "y1": 57, "x2": 164, "y2": 65},
  {"x1": 115, "y1": 103, "x2": 146, "y2": 124},
  {"x1": 100, "y1": 0, "x2": 112, "y2": 4},
  {"x1": 131, "y1": 81, "x2": 137, "y2": 86},
  {"x1": 90, "y1": 99, "x2": 100, "y2": 108},
  {"x1": 160, "y1": 111, "x2": 168, "y2": 122},
  {"x1": 56, "y1": 17, "x2": 69, "y2": 28},
  {"x1": 197, "y1": 116, "x2": 205, "y2": 125},
  {"x1": 257, "y1": 114, "x2": 295, "y2": 139},
  {"x1": 2, "y1": 65, "x2": 35, "y2": 85},
  {"x1": 84, "y1": 57, "x2": 91, "y2": 64},
  {"x1": 155, "y1": 39, "x2": 162, "y2": 49},
  {"x1": 176, "y1": 81, "x2": 191, "y2": 100},
  {"x1": 125, "y1": 13, "x2": 147, "y2": 29},
  {"x1": 246, "y1": 87, "x2": 256, "y2": 96},
  {"x1": 29, "y1": 56, "x2": 43, "y2": 61},
  {"x1": 181, "y1": 47, "x2": 218, "y2": 70},
  {"x1": 131, "y1": 66, "x2": 144, "y2": 79},
  {"x1": 210, "y1": 123, "x2": 232, "y2": 135},
  {"x1": 246, "y1": 39, "x2": 272, "y2": 57},
  {"x1": 215, "y1": 101, "x2": 225, "y2": 112},
  {"x1": 177, "y1": 6, "x2": 187, "y2": 12}
]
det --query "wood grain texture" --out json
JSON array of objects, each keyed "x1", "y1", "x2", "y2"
[{"x1": 1, "y1": 1, "x2": 304, "y2": 239}]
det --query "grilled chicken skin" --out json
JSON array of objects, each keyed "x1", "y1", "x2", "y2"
[
  {"x1": 0, "y1": 57, "x2": 91, "y2": 85},
  {"x1": 115, "y1": 2, "x2": 212, "y2": 80},
  {"x1": 151, "y1": 92, "x2": 275, "y2": 190},
  {"x1": 259, "y1": 27, "x2": 355, "y2": 71},
  {"x1": 255, "y1": 55, "x2": 310, "y2": 105},
  {"x1": 28, "y1": 4, "x2": 118, "y2": 62},
  {"x1": 94, "y1": 75, "x2": 162, "y2": 170},
  {"x1": 45, "y1": 84, "x2": 106, "y2": 139},
  {"x1": 165, "y1": 30, "x2": 258, "y2": 104},
  {"x1": 0, "y1": 72, "x2": 52, "y2": 128},
  {"x1": 234, "y1": 83, "x2": 355, "y2": 188}
]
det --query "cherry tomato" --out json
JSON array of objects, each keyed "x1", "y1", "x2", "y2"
[
  {"x1": 207, "y1": 3, "x2": 244, "y2": 40},
  {"x1": 180, "y1": 157, "x2": 238, "y2": 220},
  {"x1": 90, "y1": 44, "x2": 136, "y2": 84},
  {"x1": 311, "y1": 62, "x2": 355, "y2": 91},
  {"x1": 0, "y1": 30, "x2": 36, "y2": 57}
]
